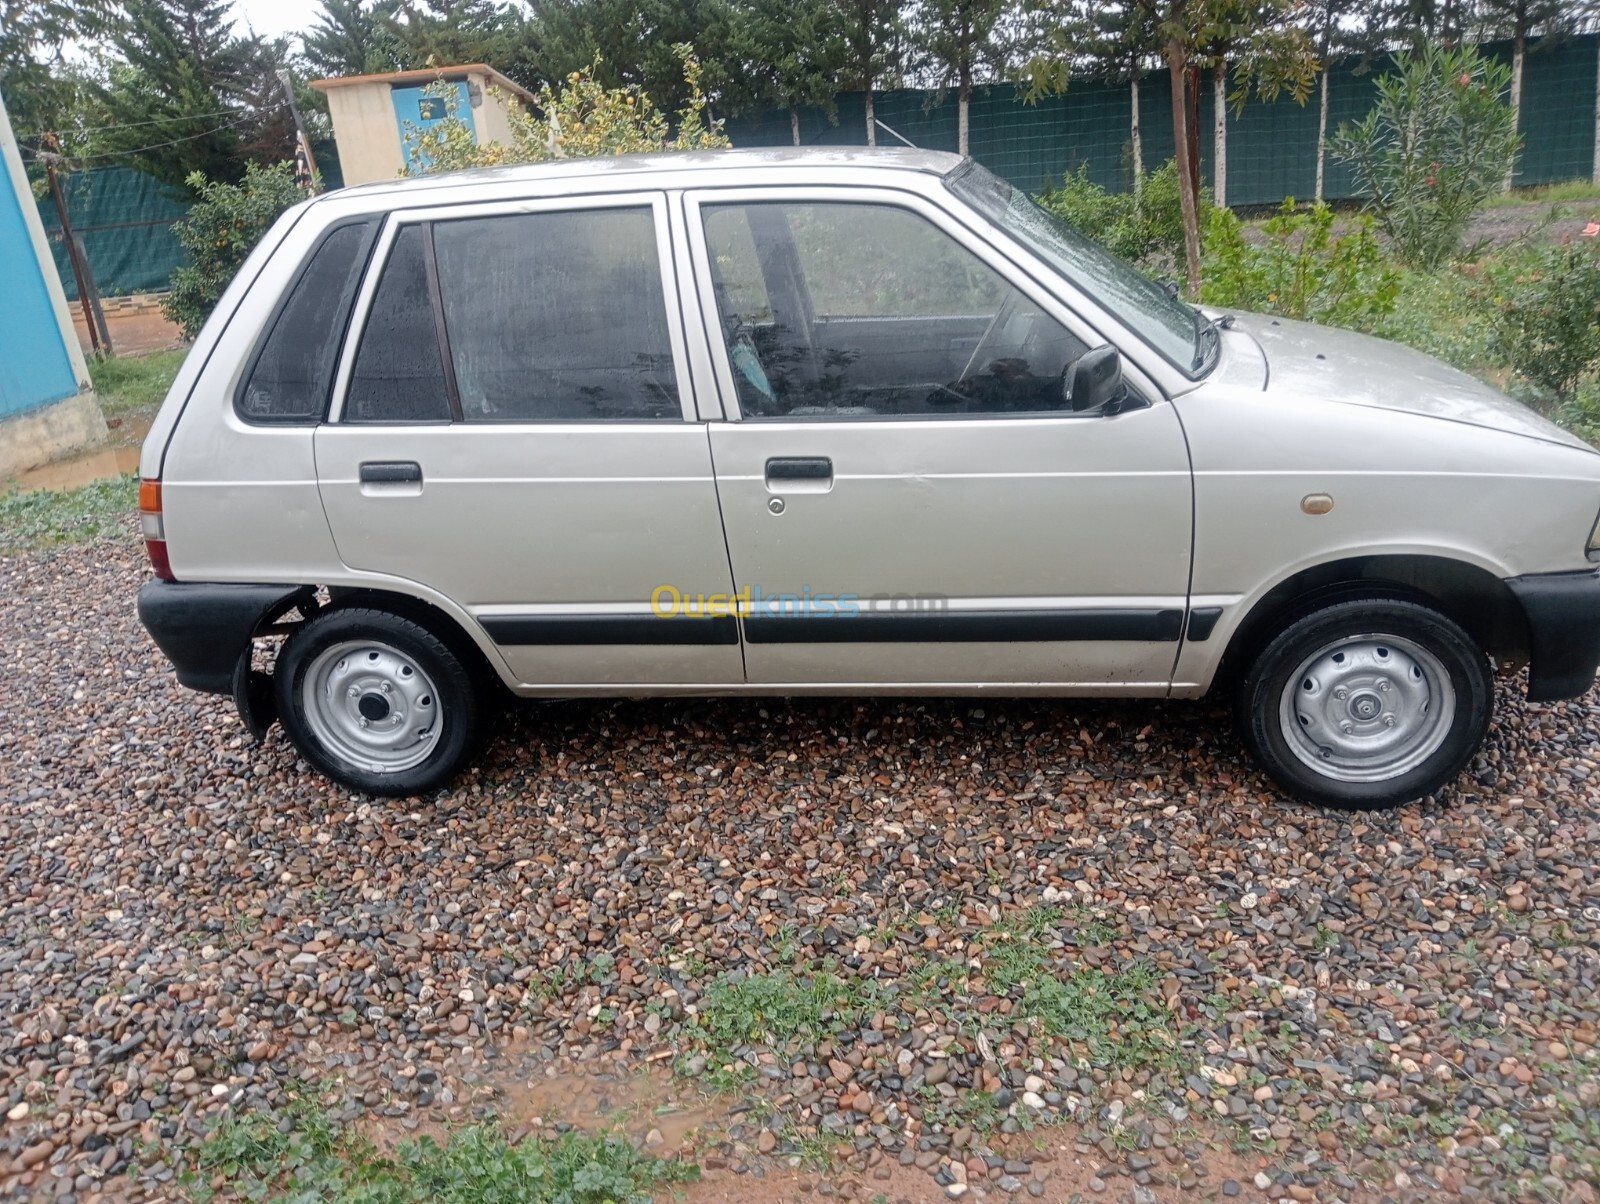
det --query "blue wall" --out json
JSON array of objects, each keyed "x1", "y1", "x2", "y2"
[{"x1": 0, "y1": 165, "x2": 79, "y2": 420}]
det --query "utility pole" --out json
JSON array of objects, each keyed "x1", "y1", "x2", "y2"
[
  {"x1": 277, "y1": 69, "x2": 321, "y2": 193},
  {"x1": 41, "y1": 142, "x2": 112, "y2": 356}
]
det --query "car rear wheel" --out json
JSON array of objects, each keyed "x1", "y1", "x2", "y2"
[
  {"x1": 1238, "y1": 597, "x2": 1493, "y2": 810},
  {"x1": 275, "y1": 606, "x2": 481, "y2": 796}
]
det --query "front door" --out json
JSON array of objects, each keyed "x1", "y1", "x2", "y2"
[
  {"x1": 315, "y1": 193, "x2": 743, "y2": 688},
  {"x1": 686, "y1": 188, "x2": 1193, "y2": 691}
]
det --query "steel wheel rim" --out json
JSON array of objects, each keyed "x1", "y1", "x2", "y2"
[
  {"x1": 301, "y1": 640, "x2": 442, "y2": 774},
  {"x1": 1278, "y1": 633, "x2": 1456, "y2": 785}
]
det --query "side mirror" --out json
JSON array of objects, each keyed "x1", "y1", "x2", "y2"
[{"x1": 1068, "y1": 346, "x2": 1124, "y2": 413}]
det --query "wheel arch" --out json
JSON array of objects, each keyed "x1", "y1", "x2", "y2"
[
  {"x1": 1215, "y1": 553, "x2": 1529, "y2": 690},
  {"x1": 318, "y1": 587, "x2": 514, "y2": 701}
]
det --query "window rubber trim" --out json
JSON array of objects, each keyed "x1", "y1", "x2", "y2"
[
  {"x1": 420, "y1": 221, "x2": 465, "y2": 422},
  {"x1": 231, "y1": 217, "x2": 381, "y2": 426}
]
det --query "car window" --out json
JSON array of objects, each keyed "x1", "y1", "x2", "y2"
[
  {"x1": 238, "y1": 222, "x2": 371, "y2": 423},
  {"x1": 346, "y1": 225, "x2": 452, "y2": 423},
  {"x1": 431, "y1": 208, "x2": 680, "y2": 421},
  {"x1": 701, "y1": 201, "x2": 1087, "y2": 420}
]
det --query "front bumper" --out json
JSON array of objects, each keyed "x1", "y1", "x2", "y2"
[
  {"x1": 1506, "y1": 568, "x2": 1600, "y2": 702},
  {"x1": 137, "y1": 581, "x2": 310, "y2": 694}
]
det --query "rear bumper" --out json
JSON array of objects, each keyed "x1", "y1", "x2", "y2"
[
  {"x1": 1506, "y1": 568, "x2": 1600, "y2": 702},
  {"x1": 137, "y1": 581, "x2": 309, "y2": 694}
]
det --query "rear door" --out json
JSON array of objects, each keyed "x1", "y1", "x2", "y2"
[
  {"x1": 685, "y1": 186, "x2": 1194, "y2": 691},
  {"x1": 314, "y1": 192, "x2": 743, "y2": 689}
]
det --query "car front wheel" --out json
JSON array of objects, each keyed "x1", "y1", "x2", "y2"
[
  {"x1": 1238, "y1": 597, "x2": 1493, "y2": 810},
  {"x1": 275, "y1": 606, "x2": 482, "y2": 796}
]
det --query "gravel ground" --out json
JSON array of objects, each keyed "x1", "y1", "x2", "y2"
[{"x1": 3, "y1": 530, "x2": 1599, "y2": 1203}]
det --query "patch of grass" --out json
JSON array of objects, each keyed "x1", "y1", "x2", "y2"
[
  {"x1": 0, "y1": 474, "x2": 136, "y2": 555},
  {"x1": 89, "y1": 349, "x2": 186, "y2": 416},
  {"x1": 184, "y1": 1095, "x2": 696, "y2": 1203},
  {"x1": 1370, "y1": 266, "x2": 1503, "y2": 382},
  {"x1": 1482, "y1": 179, "x2": 1600, "y2": 209}
]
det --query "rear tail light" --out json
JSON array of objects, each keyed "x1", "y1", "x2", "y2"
[{"x1": 139, "y1": 478, "x2": 174, "y2": 581}]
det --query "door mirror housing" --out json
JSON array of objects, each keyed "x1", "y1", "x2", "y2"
[{"x1": 1068, "y1": 346, "x2": 1125, "y2": 413}]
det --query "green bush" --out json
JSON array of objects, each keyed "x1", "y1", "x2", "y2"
[
  {"x1": 1201, "y1": 200, "x2": 1400, "y2": 329},
  {"x1": 1036, "y1": 160, "x2": 1204, "y2": 268},
  {"x1": 1490, "y1": 235, "x2": 1600, "y2": 400},
  {"x1": 164, "y1": 162, "x2": 304, "y2": 339},
  {"x1": 1331, "y1": 44, "x2": 1520, "y2": 269}
]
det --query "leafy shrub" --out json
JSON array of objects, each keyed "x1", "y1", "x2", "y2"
[
  {"x1": 1490, "y1": 234, "x2": 1600, "y2": 400},
  {"x1": 404, "y1": 45, "x2": 727, "y2": 175},
  {"x1": 1036, "y1": 160, "x2": 1204, "y2": 268},
  {"x1": 1331, "y1": 44, "x2": 1519, "y2": 269},
  {"x1": 1201, "y1": 200, "x2": 1400, "y2": 329},
  {"x1": 164, "y1": 162, "x2": 303, "y2": 339}
]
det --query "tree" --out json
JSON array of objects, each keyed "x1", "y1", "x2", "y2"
[
  {"x1": 1153, "y1": 0, "x2": 1316, "y2": 293},
  {"x1": 1021, "y1": 1, "x2": 1160, "y2": 194},
  {"x1": 522, "y1": 0, "x2": 737, "y2": 116},
  {"x1": 94, "y1": 0, "x2": 254, "y2": 190},
  {"x1": 1473, "y1": 0, "x2": 1584, "y2": 189},
  {"x1": 381, "y1": 0, "x2": 520, "y2": 73},
  {"x1": 0, "y1": 0, "x2": 114, "y2": 156},
  {"x1": 834, "y1": 0, "x2": 904, "y2": 146},
  {"x1": 303, "y1": 0, "x2": 405, "y2": 78},
  {"x1": 721, "y1": 0, "x2": 847, "y2": 141},
  {"x1": 1300, "y1": 0, "x2": 1378, "y2": 201},
  {"x1": 909, "y1": 0, "x2": 1013, "y2": 155}
]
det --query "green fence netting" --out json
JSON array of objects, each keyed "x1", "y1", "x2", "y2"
[
  {"x1": 37, "y1": 141, "x2": 343, "y2": 300},
  {"x1": 36, "y1": 166, "x2": 188, "y2": 300},
  {"x1": 727, "y1": 34, "x2": 1600, "y2": 206}
]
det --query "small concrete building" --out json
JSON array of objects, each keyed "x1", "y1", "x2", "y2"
[
  {"x1": 0, "y1": 88, "x2": 106, "y2": 480},
  {"x1": 311, "y1": 65, "x2": 536, "y2": 186}
]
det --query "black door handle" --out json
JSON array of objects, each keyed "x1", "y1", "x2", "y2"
[
  {"x1": 360, "y1": 461, "x2": 422, "y2": 484},
  {"x1": 765, "y1": 457, "x2": 832, "y2": 481}
]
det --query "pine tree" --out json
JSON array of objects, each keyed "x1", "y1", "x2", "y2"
[
  {"x1": 303, "y1": 0, "x2": 405, "y2": 78},
  {"x1": 721, "y1": 0, "x2": 847, "y2": 140},
  {"x1": 94, "y1": 0, "x2": 251, "y2": 189}
]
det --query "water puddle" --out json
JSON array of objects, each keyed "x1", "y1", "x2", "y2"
[
  {"x1": 11, "y1": 446, "x2": 141, "y2": 492},
  {"x1": 7, "y1": 413, "x2": 151, "y2": 493},
  {"x1": 495, "y1": 1068, "x2": 718, "y2": 1152}
]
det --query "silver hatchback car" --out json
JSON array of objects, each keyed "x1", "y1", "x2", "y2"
[{"x1": 137, "y1": 148, "x2": 1600, "y2": 809}]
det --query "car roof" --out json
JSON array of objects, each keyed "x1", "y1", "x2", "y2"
[{"x1": 321, "y1": 147, "x2": 966, "y2": 206}]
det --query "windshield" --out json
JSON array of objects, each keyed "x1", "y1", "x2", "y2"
[{"x1": 946, "y1": 159, "x2": 1211, "y2": 377}]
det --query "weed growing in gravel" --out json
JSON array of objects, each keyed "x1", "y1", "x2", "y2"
[
  {"x1": 690, "y1": 966, "x2": 883, "y2": 1077},
  {"x1": 0, "y1": 475, "x2": 136, "y2": 555},
  {"x1": 183, "y1": 1096, "x2": 696, "y2": 1202}
]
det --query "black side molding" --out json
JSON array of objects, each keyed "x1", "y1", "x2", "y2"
[
  {"x1": 1505, "y1": 567, "x2": 1600, "y2": 701},
  {"x1": 1185, "y1": 607, "x2": 1224, "y2": 642},
  {"x1": 481, "y1": 614, "x2": 739, "y2": 646},
  {"x1": 743, "y1": 608, "x2": 1183, "y2": 645},
  {"x1": 138, "y1": 582, "x2": 312, "y2": 695}
]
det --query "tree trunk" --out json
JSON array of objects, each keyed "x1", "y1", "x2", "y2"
[
  {"x1": 1594, "y1": 35, "x2": 1600, "y2": 185},
  {"x1": 958, "y1": 64, "x2": 971, "y2": 156},
  {"x1": 1504, "y1": 34, "x2": 1524, "y2": 191},
  {"x1": 1168, "y1": 41, "x2": 1202, "y2": 296},
  {"x1": 790, "y1": 103, "x2": 801, "y2": 146},
  {"x1": 1130, "y1": 74, "x2": 1143, "y2": 197},
  {"x1": 1187, "y1": 64, "x2": 1202, "y2": 206},
  {"x1": 1212, "y1": 60, "x2": 1227, "y2": 209},
  {"x1": 1315, "y1": 68, "x2": 1330, "y2": 202},
  {"x1": 866, "y1": 84, "x2": 876, "y2": 147}
]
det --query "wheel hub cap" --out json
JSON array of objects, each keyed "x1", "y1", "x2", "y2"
[
  {"x1": 302, "y1": 640, "x2": 442, "y2": 774},
  {"x1": 1278, "y1": 634, "x2": 1456, "y2": 784}
]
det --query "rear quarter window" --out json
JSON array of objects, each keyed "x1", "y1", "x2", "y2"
[{"x1": 237, "y1": 221, "x2": 373, "y2": 423}]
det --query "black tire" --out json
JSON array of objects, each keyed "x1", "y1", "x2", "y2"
[
  {"x1": 275, "y1": 606, "x2": 482, "y2": 797},
  {"x1": 1237, "y1": 597, "x2": 1493, "y2": 810}
]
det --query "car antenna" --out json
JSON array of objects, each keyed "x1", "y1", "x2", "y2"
[{"x1": 874, "y1": 119, "x2": 918, "y2": 149}]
